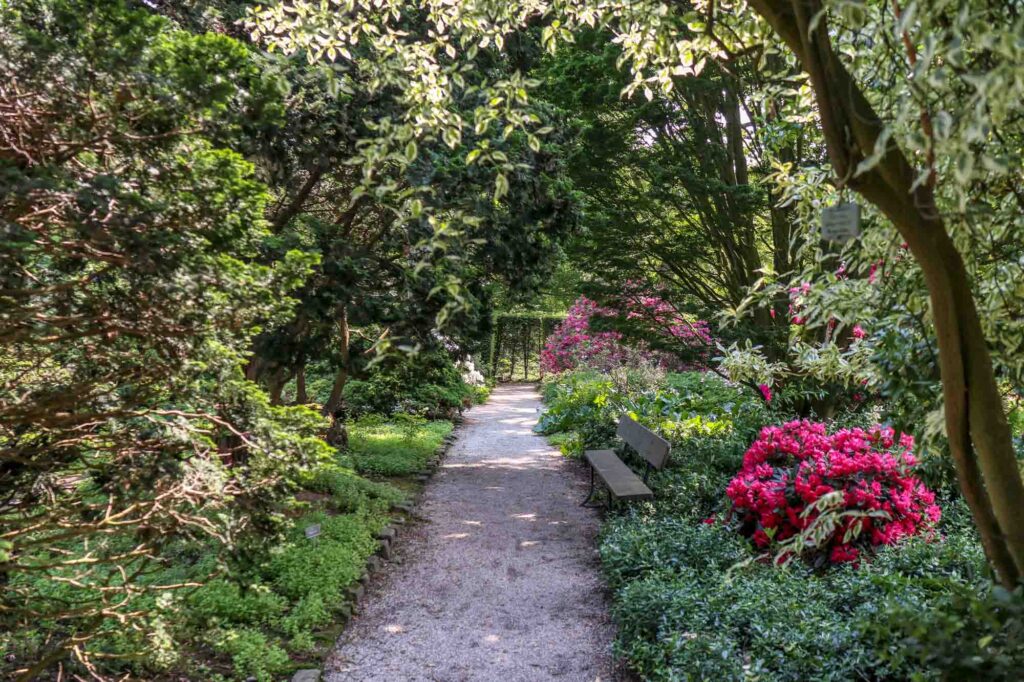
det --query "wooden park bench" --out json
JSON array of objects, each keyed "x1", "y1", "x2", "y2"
[{"x1": 581, "y1": 414, "x2": 671, "y2": 508}]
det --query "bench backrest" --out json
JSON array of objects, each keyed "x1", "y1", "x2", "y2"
[{"x1": 616, "y1": 414, "x2": 671, "y2": 471}]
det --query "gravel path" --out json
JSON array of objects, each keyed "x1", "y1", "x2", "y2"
[{"x1": 325, "y1": 383, "x2": 619, "y2": 682}]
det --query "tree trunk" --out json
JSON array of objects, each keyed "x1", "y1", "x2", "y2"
[
  {"x1": 271, "y1": 165, "x2": 325, "y2": 232},
  {"x1": 491, "y1": 324, "x2": 503, "y2": 380},
  {"x1": 323, "y1": 303, "x2": 351, "y2": 417},
  {"x1": 747, "y1": 0, "x2": 1024, "y2": 585},
  {"x1": 267, "y1": 366, "x2": 290, "y2": 406},
  {"x1": 509, "y1": 344, "x2": 516, "y2": 383},
  {"x1": 294, "y1": 363, "x2": 308, "y2": 405},
  {"x1": 523, "y1": 327, "x2": 529, "y2": 381}
]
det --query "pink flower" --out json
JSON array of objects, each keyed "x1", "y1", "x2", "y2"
[
  {"x1": 851, "y1": 325, "x2": 866, "y2": 339},
  {"x1": 752, "y1": 530, "x2": 771, "y2": 548},
  {"x1": 702, "y1": 515, "x2": 717, "y2": 525},
  {"x1": 726, "y1": 420, "x2": 940, "y2": 567},
  {"x1": 758, "y1": 384, "x2": 773, "y2": 403},
  {"x1": 540, "y1": 293, "x2": 716, "y2": 374}
]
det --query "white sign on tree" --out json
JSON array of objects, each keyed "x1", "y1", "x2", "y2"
[{"x1": 821, "y1": 203, "x2": 861, "y2": 243}]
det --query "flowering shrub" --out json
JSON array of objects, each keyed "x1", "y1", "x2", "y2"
[
  {"x1": 540, "y1": 297, "x2": 626, "y2": 373},
  {"x1": 726, "y1": 420, "x2": 941, "y2": 566},
  {"x1": 540, "y1": 295, "x2": 713, "y2": 374}
]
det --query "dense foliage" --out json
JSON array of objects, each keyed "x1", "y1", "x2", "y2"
[
  {"x1": 254, "y1": 0, "x2": 1024, "y2": 587},
  {"x1": 487, "y1": 311, "x2": 564, "y2": 381},
  {"x1": 541, "y1": 369, "x2": 1024, "y2": 680},
  {"x1": 0, "y1": 0, "x2": 531, "y2": 677},
  {"x1": 6, "y1": 0, "x2": 1024, "y2": 677},
  {"x1": 341, "y1": 349, "x2": 481, "y2": 420},
  {"x1": 0, "y1": 4, "x2": 328, "y2": 674}
]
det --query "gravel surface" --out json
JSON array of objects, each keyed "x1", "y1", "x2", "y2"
[{"x1": 325, "y1": 383, "x2": 620, "y2": 682}]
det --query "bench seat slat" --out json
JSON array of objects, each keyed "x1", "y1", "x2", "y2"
[{"x1": 584, "y1": 449, "x2": 653, "y2": 501}]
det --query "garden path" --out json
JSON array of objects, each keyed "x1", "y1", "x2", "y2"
[{"x1": 326, "y1": 383, "x2": 619, "y2": 681}]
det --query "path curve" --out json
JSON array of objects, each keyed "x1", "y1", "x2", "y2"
[{"x1": 326, "y1": 383, "x2": 618, "y2": 681}]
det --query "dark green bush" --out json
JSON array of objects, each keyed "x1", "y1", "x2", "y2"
[
  {"x1": 864, "y1": 582, "x2": 1024, "y2": 678},
  {"x1": 603, "y1": 510, "x2": 992, "y2": 681},
  {"x1": 343, "y1": 349, "x2": 473, "y2": 419}
]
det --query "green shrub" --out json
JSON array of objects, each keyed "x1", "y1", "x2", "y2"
[
  {"x1": 543, "y1": 368, "x2": 1008, "y2": 681},
  {"x1": 342, "y1": 349, "x2": 473, "y2": 418},
  {"x1": 470, "y1": 383, "x2": 492, "y2": 404},
  {"x1": 281, "y1": 594, "x2": 333, "y2": 638},
  {"x1": 604, "y1": 515, "x2": 992, "y2": 681},
  {"x1": 302, "y1": 461, "x2": 406, "y2": 513},
  {"x1": 266, "y1": 513, "x2": 380, "y2": 602},
  {"x1": 537, "y1": 370, "x2": 614, "y2": 436},
  {"x1": 864, "y1": 582, "x2": 1024, "y2": 678},
  {"x1": 600, "y1": 515, "x2": 748, "y2": 589},
  {"x1": 186, "y1": 581, "x2": 286, "y2": 627}
]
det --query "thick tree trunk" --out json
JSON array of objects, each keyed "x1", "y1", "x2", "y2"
[{"x1": 747, "y1": 0, "x2": 1024, "y2": 585}]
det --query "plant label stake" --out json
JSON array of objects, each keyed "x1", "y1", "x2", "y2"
[
  {"x1": 305, "y1": 523, "x2": 321, "y2": 541},
  {"x1": 821, "y1": 202, "x2": 861, "y2": 243}
]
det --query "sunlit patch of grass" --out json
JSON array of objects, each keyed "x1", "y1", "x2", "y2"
[{"x1": 347, "y1": 417, "x2": 453, "y2": 476}]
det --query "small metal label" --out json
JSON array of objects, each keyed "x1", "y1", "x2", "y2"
[
  {"x1": 821, "y1": 203, "x2": 861, "y2": 243},
  {"x1": 304, "y1": 523, "x2": 321, "y2": 540}
]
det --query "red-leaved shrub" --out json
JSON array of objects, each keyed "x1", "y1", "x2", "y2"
[{"x1": 726, "y1": 420, "x2": 941, "y2": 566}]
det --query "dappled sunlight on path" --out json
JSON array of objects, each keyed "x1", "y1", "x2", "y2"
[{"x1": 326, "y1": 384, "x2": 618, "y2": 681}]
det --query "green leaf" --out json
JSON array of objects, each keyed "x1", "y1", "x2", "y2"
[{"x1": 493, "y1": 173, "x2": 509, "y2": 201}]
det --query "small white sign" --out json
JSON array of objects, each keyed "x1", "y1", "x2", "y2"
[
  {"x1": 304, "y1": 523, "x2": 321, "y2": 540},
  {"x1": 821, "y1": 203, "x2": 861, "y2": 243}
]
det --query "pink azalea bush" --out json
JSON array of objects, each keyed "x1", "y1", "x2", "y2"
[
  {"x1": 726, "y1": 420, "x2": 941, "y2": 566},
  {"x1": 540, "y1": 295, "x2": 714, "y2": 374},
  {"x1": 540, "y1": 297, "x2": 626, "y2": 373}
]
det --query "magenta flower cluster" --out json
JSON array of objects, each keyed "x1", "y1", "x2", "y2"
[
  {"x1": 540, "y1": 297, "x2": 625, "y2": 373},
  {"x1": 726, "y1": 420, "x2": 941, "y2": 566}
]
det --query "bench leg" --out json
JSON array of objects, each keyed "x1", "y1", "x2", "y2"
[{"x1": 581, "y1": 464, "x2": 597, "y2": 507}]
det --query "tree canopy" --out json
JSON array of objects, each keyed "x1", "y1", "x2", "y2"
[
  {"x1": 4, "y1": 0, "x2": 1024, "y2": 677},
  {"x1": 249, "y1": 0, "x2": 1024, "y2": 588}
]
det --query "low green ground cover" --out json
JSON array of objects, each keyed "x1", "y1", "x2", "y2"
[
  {"x1": 3, "y1": 416, "x2": 454, "y2": 681},
  {"x1": 540, "y1": 369, "x2": 1024, "y2": 681},
  {"x1": 179, "y1": 417, "x2": 454, "y2": 680},
  {"x1": 345, "y1": 417, "x2": 455, "y2": 477}
]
